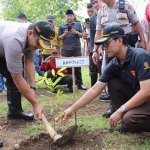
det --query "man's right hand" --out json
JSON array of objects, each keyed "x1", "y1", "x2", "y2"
[
  {"x1": 57, "y1": 107, "x2": 75, "y2": 123},
  {"x1": 92, "y1": 48, "x2": 103, "y2": 65},
  {"x1": 33, "y1": 102, "x2": 44, "y2": 120},
  {"x1": 64, "y1": 29, "x2": 69, "y2": 35}
]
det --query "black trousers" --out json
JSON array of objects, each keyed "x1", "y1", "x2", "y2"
[
  {"x1": 89, "y1": 52, "x2": 101, "y2": 75},
  {"x1": 0, "y1": 57, "x2": 16, "y2": 87},
  {"x1": 108, "y1": 78, "x2": 150, "y2": 132},
  {"x1": 47, "y1": 70, "x2": 72, "y2": 88},
  {"x1": 62, "y1": 49, "x2": 83, "y2": 85}
]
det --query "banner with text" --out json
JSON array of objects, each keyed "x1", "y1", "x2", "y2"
[{"x1": 56, "y1": 56, "x2": 89, "y2": 68}]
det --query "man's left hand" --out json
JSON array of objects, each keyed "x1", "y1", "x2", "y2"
[
  {"x1": 71, "y1": 28, "x2": 78, "y2": 34},
  {"x1": 109, "y1": 110, "x2": 123, "y2": 128}
]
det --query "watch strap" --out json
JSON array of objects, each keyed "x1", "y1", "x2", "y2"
[
  {"x1": 30, "y1": 86, "x2": 36, "y2": 91},
  {"x1": 92, "y1": 49, "x2": 98, "y2": 53},
  {"x1": 119, "y1": 105, "x2": 126, "y2": 113}
]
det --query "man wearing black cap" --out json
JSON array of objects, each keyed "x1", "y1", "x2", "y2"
[
  {"x1": 58, "y1": 9, "x2": 86, "y2": 90},
  {"x1": 43, "y1": 15, "x2": 62, "y2": 60},
  {"x1": 58, "y1": 25, "x2": 150, "y2": 133},
  {"x1": 92, "y1": 0, "x2": 147, "y2": 118},
  {"x1": 0, "y1": 20, "x2": 55, "y2": 147},
  {"x1": 17, "y1": 13, "x2": 28, "y2": 23}
]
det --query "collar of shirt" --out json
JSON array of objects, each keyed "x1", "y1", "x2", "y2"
[
  {"x1": 114, "y1": 45, "x2": 131, "y2": 66},
  {"x1": 66, "y1": 22, "x2": 75, "y2": 25}
]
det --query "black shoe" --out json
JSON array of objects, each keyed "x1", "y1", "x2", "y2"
[
  {"x1": 102, "y1": 106, "x2": 116, "y2": 118},
  {"x1": 78, "y1": 85, "x2": 87, "y2": 90},
  {"x1": 0, "y1": 140, "x2": 3, "y2": 148},
  {"x1": 7, "y1": 86, "x2": 34, "y2": 121},
  {"x1": 7, "y1": 110, "x2": 34, "y2": 120},
  {"x1": 99, "y1": 94, "x2": 110, "y2": 103},
  {"x1": 68, "y1": 87, "x2": 73, "y2": 93}
]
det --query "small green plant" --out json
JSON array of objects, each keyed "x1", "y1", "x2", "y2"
[
  {"x1": 27, "y1": 123, "x2": 45, "y2": 135},
  {"x1": 38, "y1": 68, "x2": 70, "y2": 128}
]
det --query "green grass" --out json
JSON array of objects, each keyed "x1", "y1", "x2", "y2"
[{"x1": 16, "y1": 67, "x2": 150, "y2": 149}]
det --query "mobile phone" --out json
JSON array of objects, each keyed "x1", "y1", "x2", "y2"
[
  {"x1": 68, "y1": 25, "x2": 72, "y2": 31},
  {"x1": 85, "y1": 18, "x2": 90, "y2": 23},
  {"x1": 119, "y1": 0, "x2": 125, "y2": 9},
  {"x1": 49, "y1": 56, "x2": 58, "y2": 61}
]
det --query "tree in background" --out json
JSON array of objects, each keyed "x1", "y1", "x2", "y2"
[{"x1": 0, "y1": 0, "x2": 85, "y2": 26}]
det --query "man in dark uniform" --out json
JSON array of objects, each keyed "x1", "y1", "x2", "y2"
[
  {"x1": 0, "y1": 20, "x2": 55, "y2": 147},
  {"x1": 58, "y1": 25, "x2": 150, "y2": 133},
  {"x1": 58, "y1": 9, "x2": 87, "y2": 90},
  {"x1": 92, "y1": 0, "x2": 146, "y2": 118}
]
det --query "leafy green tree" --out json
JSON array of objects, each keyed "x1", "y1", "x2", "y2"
[{"x1": 0, "y1": 0, "x2": 86, "y2": 26}]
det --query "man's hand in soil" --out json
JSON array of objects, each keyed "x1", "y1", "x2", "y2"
[
  {"x1": 33, "y1": 102, "x2": 45, "y2": 120},
  {"x1": 109, "y1": 110, "x2": 123, "y2": 128},
  {"x1": 57, "y1": 107, "x2": 75, "y2": 123}
]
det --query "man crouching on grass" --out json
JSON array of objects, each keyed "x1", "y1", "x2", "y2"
[{"x1": 58, "y1": 25, "x2": 150, "y2": 133}]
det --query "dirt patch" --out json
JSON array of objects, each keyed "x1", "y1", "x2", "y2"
[
  {"x1": 20, "y1": 130, "x2": 105, "y2": 150},
  {"x1": 0, "y1": 88, "x2": 109, "y2": 150}
]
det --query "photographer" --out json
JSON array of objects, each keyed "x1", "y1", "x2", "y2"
[{"x1": 58, "y1": 9, "x2": 87, "y2": 90}]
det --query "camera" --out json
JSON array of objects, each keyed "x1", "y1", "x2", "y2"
[
  {"x1": 68, "y1": 25, "x2": 72, "y2": 31},
  {"x1": 85, "y1": 18, "x2": 90, "y2": 23}
]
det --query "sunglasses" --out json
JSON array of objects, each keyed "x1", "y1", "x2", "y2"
[{"x1": 102, "y1": 38, "x2": 114, "y2": 49}]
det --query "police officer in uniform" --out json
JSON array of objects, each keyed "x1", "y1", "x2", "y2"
[
  {"x1": 92, "y1": 0, "x2": 146, "y2": 118},
  {"x1": 58, "y1": 25, "x2": 150, "y2": 133},
  {"x1": 0, "y1": 20, "x2": 55, "y2": 147}
]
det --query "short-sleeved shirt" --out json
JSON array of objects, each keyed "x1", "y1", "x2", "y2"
[
  {"x1": 96, "y1": 0, "x2": 139, "y2": 34},
  {"x1": 0, "y1": 21, "x2": 34, "y2": 74},
  {"x1": 100, "y1": 46, "x2": 150, "y2": 92},
  {"x1": 58, "y1": 22, "x2": 82, "y2": 51}
]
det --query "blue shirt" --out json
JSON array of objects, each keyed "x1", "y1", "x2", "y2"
[
  {"x1": 100, "y1": 46, "x2": 150, "y2": 92},
  {"x1": 58, "y1": 22, "x2": 82, "y2": 51}
]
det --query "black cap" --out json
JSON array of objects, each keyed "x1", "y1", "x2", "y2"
[
  {"x1": 32, "y1": 20, "x2": 55, "y2": 49},
  {"x1": 66, "y1": 9, "x2": 74, "y2": 15},
  {"x1": 51, "y1": 45, "x2": 60, "y2": 53},
  {"x1": 17, "y1": 13, "x2": 27, "y2": 19},
  {"x1": 95, "y1": 25, "x2": 125, "y2": 45},
  {"x1": 46, "y1": 15, "x2": 54, "y2": 21}
]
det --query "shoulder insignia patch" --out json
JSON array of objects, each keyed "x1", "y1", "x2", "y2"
[{"x1": 144, "y1": 62, "x2": 150, "y2": 70}]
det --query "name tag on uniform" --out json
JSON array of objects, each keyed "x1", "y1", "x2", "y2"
[{"x1": 101, "y1": 16, "x2": 108, "y2": 24}]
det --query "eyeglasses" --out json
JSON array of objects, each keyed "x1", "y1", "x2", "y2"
[{"x1": 102, "y1": 38, "x2": 114, "y2": 49}]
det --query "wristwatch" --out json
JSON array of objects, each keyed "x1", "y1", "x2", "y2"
[
  {"x1": 30, "y1": 86, "x2": 36, "y2": 91},
  {"x1": 119, "y1": 105, "x2": 126, "y2": 113},
  {"x1": 92, "y1": 49, "x2": 98, "y2": 53}
]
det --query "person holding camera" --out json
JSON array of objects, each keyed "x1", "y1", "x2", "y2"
[
  {"x1": 40, "y1": 45, "x2": 73, "y2": 93},
  {"x1": 58, "y1": 9, "x2": 87, "y2": 90},
  {"x1": 92, "y1": 0, "x2": 146, "y2": 118}
]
